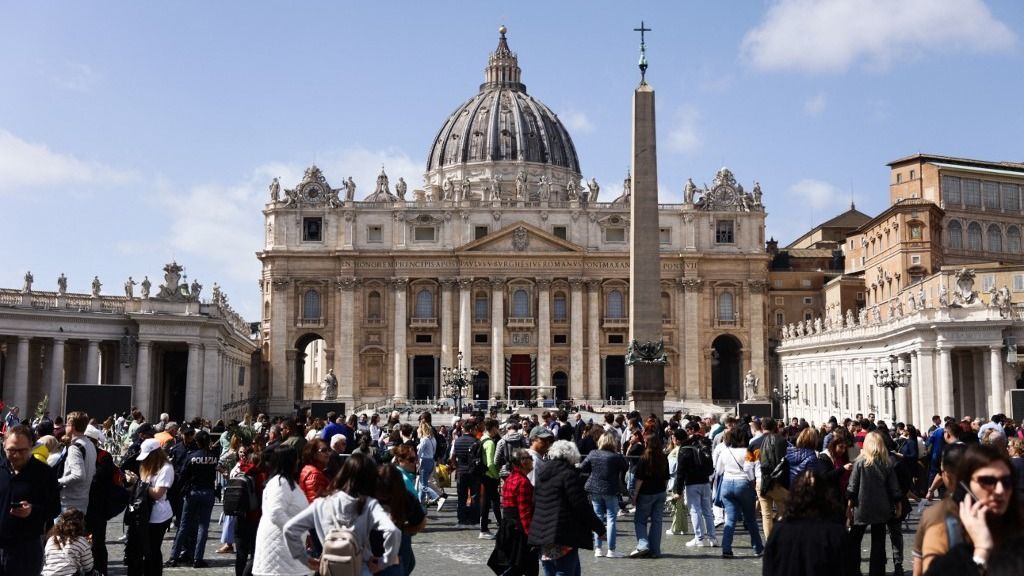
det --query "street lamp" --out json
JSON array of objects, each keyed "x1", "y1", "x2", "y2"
[
  {"x1": 773, "y1": 375, "x2": 799, "y2": 423},
  {"x1": 873, "y1": 354, "x2": 911, "y2": 424},
  {"x1": 441, "y1": 350, "x2": 477, "y2": 416}
]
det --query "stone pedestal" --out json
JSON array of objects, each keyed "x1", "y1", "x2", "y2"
[
  {"x1": 629, "y1": 364, "x2": 666, "y2": 416},
  {"x1": 737, "y1": 400, "x2": 775, "y2": 419}
]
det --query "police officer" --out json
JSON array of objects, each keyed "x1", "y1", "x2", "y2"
[{"x1": 166, "y1": 430, "x2": 219, "y2": 568}]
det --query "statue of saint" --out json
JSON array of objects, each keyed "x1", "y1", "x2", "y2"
[
  {"x1": 395, "y1": 177, "x2": 407, "y2": 200},
  {"x1": 124, "y1": 276, "x2": 137, "y2": 298},
  {"x1": 588, "y1": 177, "x2": 600, "y2": 203},
  {"x1": 320, "y1": 368, "x2": 338, "y2": 400},
  {"x1": 938, "y1": 283, "x2": 949, "y2": 307},
  {"x1": 269, "y1": 177, "x2": 280, "y2": 202},
  {"x1": 57, "y1": 273, "x2": 67, "y2": 295},
  {"x1": 538, "y1": 175, "x2": 550, "y2": 201},
  {"x1": 442, "y1": 177, "x2": 453, "y2": 200},
  {"x1": 623, "y1": 172, "x2": 632, "y2": 200},
  {"x1": 22, "y1": 270, "x2": 33, "y2": 293},
  {"x1": 190, "y1": 280, "x2": 202, "y2": 301},
  {"x1": 743, "y1": 370, "x2": 759, "y2": 400},
  {"x1": 460, "y1": 177, "x2": 471, "y2": 201},
  {"x1": 515, "y1": 169, "x2": 527, "y2": 200},
  {"x1": 91, "y1": 276, "x2": 102, "y2": 297},
  {"x1": 343, "y1": 177, "x2": 356, "y2": 202},
  {"x1": 684, "y1": 178, "x2": 698, "y2": 204},
  {"x1": 918, "y1": 287, "x2": 926, "y2": 309},
  {"x1": 566, "y1": 178, "x2": 580, "y2": 201},
  {"x1": 752, "y1": 181, "x2": 763, "y2": 206},
  {"x1": 140, "y1": 276, "x2": 151, "y2": 299}
]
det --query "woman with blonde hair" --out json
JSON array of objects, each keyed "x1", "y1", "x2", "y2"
[
  {"x1": 417, "y1": 421, "x2": 444, "y2": 507},
  {"x1": 847, "y1": 430, "x2": 901, "y2": 576}
]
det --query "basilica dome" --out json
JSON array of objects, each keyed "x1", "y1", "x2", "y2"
[{"x1": 425, "y1": 27, "x2": 581, "y2": 185}]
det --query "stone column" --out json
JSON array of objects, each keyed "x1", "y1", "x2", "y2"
[
  {"x1": 85, "y1": 339, "x2": 100, "y2": 385},
  {"x1": 268, "y1": 279, "x2": 291, "y2": 414},
  {"x1": 338, "y1": 279, "x2": 358, "y2": 405},
  {"x1": 490, "y1": 278, "x2": 505, "y2": 400},
  {"x1": 681, "y1": 278, "x2": 703, "y2": 399},
  {"x1": 896, "y1": 355, "x2": 910, "y2": 424},
  {"x1": 909, "y1": 351, "x2": 920, "y2": 427},
  {"x1": 440, "y1": 278, "x2": 456, "y2": 369},
  {"x1": 49, "y1": 338, "x2": 66, "y2": 417},
  {"x1": 457, "y1": 277, "x2": 473, "y2": 363},
  {"x1": 13, "y1": 337, "x2": 30, "y2": 415},
  {"x1": 674, "y1": 280, "x2": 687, "y2": 400},
  {"x1": 569, "y1": 278, "x2": 585, "y2": 400},
  {"x1": 587, "y1": 280, "x2": 602, "y2": 401},
  {"x1": 136, "y1": 341, "x2": 152, "y2": 418},
  {"x1": 748, "y1": 280, "x2": 767, "y2": 388},
  {"x1": 537, "y1": 279, "x2": 551, "y2": 395},
  {"x1": 990, "y1": 344, "x2": 1005, "y2": 416},
  {"x1": 937, "y1": 345, "x2": 953, "y2": 418},
  {"x1": 973, "y1": 350, "x2": 987, "y2": 417},
  {"x1": 392, "y1": 278, "x2": 408, "y2": 400},
  {"x1": 203, "y1": 344, "x2": 221, "y2": 420},
  {"x1": 186, "y1": 342, "x2": 203, "y2": 419}
]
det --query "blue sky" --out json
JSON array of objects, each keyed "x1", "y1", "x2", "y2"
[{"x1": 2, "y1": 1, "x2": 1022, "y2": 319}]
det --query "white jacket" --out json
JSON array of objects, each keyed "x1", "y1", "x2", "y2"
[
  {"x1": 284, "y1": 490, "x2": 400, "y2": 568},
  {"x1": 252, "y1": 475, "x2": 311, "y2": 576}
]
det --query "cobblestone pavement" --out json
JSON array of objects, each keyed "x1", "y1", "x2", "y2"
[{"x1": 104, "y1": 497, "x2": 924, "y2": 575}]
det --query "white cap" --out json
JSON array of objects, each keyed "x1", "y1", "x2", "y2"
[
  {"x1": 84, "y1": 424, "x2": 106, "y2": 443},
  {"x1": 137, "y1": 438, "x2": 162, "y2": 461}
]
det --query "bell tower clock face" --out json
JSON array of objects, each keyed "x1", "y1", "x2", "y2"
[
  {"x1": 717, "y1": 186, "x2": 737, "y2": 206},
  {"x1": 304, "y1": 185, "x2": 321, "y2": 201}
]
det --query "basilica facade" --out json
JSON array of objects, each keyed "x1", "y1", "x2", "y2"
[{"x1": 258, "y1": 28, "x2": 770, "y2": 414}]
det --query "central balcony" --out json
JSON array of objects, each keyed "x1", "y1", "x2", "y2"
[{"x1": 507, "y1": 316, "x2": 535, "y2": 329}]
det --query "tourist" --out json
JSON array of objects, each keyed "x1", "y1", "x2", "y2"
[
  {"x1": 252, "y1": 446, "x2": 309, "y2": 576},
  {"x1": 283, "y1": 453, "x2": 402, "y2": 575},
  {"x1": 218, "y1": 432, "x2": 242, "y2": 555},
  {"x1": 785, "y1": 427, "x2": 821, "y2": 485},
  {"x1": 489, "y1": 448, "x2": 538, "y2": 576},
  {"x1": 230, "y1": 443, "x2": 266, "y2": 576},
  {"x1": 762, "y1": 471, "x2": 851, "y2": 575},
  {"x1": 675, "y1": 420, "x2": 717, "y2": 547},
  {"x1": 1009, "y1": 438, "x2": 1024, "y2": 503},
  {"x1": 0, "y1": 424, "x2": 61, "y2": 574},
  {"x1": 167, "y1": 429, "x2": 219, "y2": 568},
  {"x1": 580, "y1": 431, "x2": 629, "y2": 558},
  {"x1": 665, "y1": 428, "x2": 691, "y2": 537},
  {"x1": 41, "y1": 507, "x2": 94, "y2": 576},
  {"x1": 911, "y1": 443, "x2": 967, "y2": 576},
  {"x1": 527, "y1": 425, "x2": 554, "y2": 485},
  {"x1": 480, "y1": 419, "x2": 502, "y2": 540},
  {"x1": 279, "y1": 418, "x2": 306, "y2": 455},
  {"x1": 299, "y1": 438, "x2": 331, "y2": 502},
  {"x1": 847, "y1": 431, "x2": 902, "y2": 576},
  {"x1": 124, "y1": 438, "x2": 175, "y2": 575},
  {"x1": 528, "y1": 440, "x2": 605, "y2": 575},
  {"x1": 714, "y1": 428, "x2": 763, "y2": 558},
  {"x1": 494, "y1": 419, "x2": 529, "y2": 479},
  {"x1": 84, "y1": 424, "x2": 114, "y2": 574},
  {"x1": 755, "y1": 418, "x2": 791, "y2": 537},
  {"x1": 378, "y1": 460, "x2": 427, "y2": 575},
  {"x1": 417, "y1": 421, "x2": 445, "y2": 510},
  {"x1": 57, "y1": 411, "x2": 98, "y2": 514},
  {"x1": 451, "y1": 419, "x2": 482, "y2": 528},
  {"x1": 630, "y1": 431, "x2": 670, "y2": 558}
]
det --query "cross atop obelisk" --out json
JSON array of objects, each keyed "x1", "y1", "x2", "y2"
[{"x1": 633, "y1": 21, "x2": 651, "y2": 84}]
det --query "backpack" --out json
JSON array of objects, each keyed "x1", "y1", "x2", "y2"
[
  {"x1": 685, "y1": 437, "x2": 714, "y2": 480},
  {"x1": 90, "y1": 448, "x2": 130, "y2": 521},
  {"x1": 223, "y1": 474, "x2": 260, "y2": 516},
  {"x1": 52, "y1": 441, "x2": 86, "y2": 479},
  {"x1": 468, "y1": 439, "x2": 487, "y2": 477},
  {"x1": 759, "y1": 434, "x2": 790, "y2": 494},
  {"x1": 496, "y1": 435, "x2": 528, "y2": 479},
  {"x1": 123, "y1": 480, "x2": 153, "y2": 530},
  {"x1": 319, "y1": 522, "x2": 362, "y2": 576}
]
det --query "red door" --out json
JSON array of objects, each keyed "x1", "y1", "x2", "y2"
[{"x1": 510, "y1": 354, "x2": 531, "y2": 400}]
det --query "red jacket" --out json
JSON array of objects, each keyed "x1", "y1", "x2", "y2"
[
  {"x1": 299, "y1": 464, "x2": 328, "y2": 503},
  {"x1": 501, "y1": 469, "x2": 534, "y2": 535}
]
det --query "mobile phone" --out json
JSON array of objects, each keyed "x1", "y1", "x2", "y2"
[{"x1": 952, "y1": 481, "x2": 978, "y2": 504}]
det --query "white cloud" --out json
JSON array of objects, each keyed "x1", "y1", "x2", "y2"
[
  {"x1": 742, "y1": 0, "x2": 1016, "y2": 73},
  {"x1": 42, "y1": 61, "x2": 100, "y2": 92},
  {"x1": 561, "y1": 109, "x2": 595, "y2": 133},
  {"x1": 788, "y1": 178, "x2": 847, "y2": 211},
  {"x1": 667, "y1": 106, "x2": 701, "y2": 154},
  {"x1": 804, "y1": 92, "x2": 827, "y2": 117},
  {"x1": 0, "y1": 130, "x2": 134, "y2": 195}
]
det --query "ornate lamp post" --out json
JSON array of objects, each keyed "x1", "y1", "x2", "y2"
[
  {"x1": 874, "y1": 354, "x2": 911, "y2": 424},
  {"x1": 441, "y1": 350, "x2": 477, "y2": 416},
  {"x1": 773, "y1": 375, "x2": 799, "y2": 423}
]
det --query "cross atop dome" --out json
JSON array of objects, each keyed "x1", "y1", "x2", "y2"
[{"x1": 483, "y1": 24, "x2": 525, "y2": 92}]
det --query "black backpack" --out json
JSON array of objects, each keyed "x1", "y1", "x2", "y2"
[
  {"x1": 89, "y1": 448, "x2": 130, "y2": 521},
  {"x1": 223, "y1": 474, "x2": 260, "y2": 516},
  {"x1": 468, "y1": 439, "x2": 486, "y2": 477},
  {"x1": 52, "y1": 441, "x2": 86, "y2": 479},
  {"x1": 124, "y1": 481, "x2": 153, "y2": 530},
  {"x1": 686, "y1": 437, "x2": 714, "y2": 479},
  {"x1": 759, "y1": 434, "x2": 790, "y2": 493},
  {"x1": 496, "y1": 435, "x2": 527, "y2": 479}
]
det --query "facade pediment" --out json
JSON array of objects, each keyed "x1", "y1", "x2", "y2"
[{"x1": 457, "y1": 222, "x2": 584, "y2": 253}]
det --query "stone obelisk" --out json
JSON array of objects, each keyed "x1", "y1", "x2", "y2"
[{"x1": 627, "y1": 22, "x2": 666, "y2": 417}]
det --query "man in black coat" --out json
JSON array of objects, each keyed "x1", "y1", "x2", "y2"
[{"x1": 0, "y1": 425, "x2": 61, "y2": 574}]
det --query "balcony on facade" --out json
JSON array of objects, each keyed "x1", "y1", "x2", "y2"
[
  {"x1": 409, "y1": 317, "x2": 437, "y2": 329},
  {"x1": 602, "y1": 317, "x2": 629, "y2": 329},
  {"x1": 507, "y1": 316, "x2": 535, "y2": 328},
  {"x1": 364, "y1": 315, "x2": 386, "y2": 326},
  {"x1": 297, "y1": 317, "x2": 325, "y2": 328}
]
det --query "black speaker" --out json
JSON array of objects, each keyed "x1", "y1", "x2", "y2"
[
  {"x1": 309, "y1": 401, "x2": 346, "y2": 420},
  {"x1": 1010, "y1": 390, "x2": 1024, "y2": 423}
]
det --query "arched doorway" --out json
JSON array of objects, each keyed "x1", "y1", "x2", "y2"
[
  {"x1": 605, "y1": 356, "x2": 626, "y2": 400},
  {"x1": 295, "y1": 332, "x2": 327, "y2": 402},
  {"x1": 552, "y1": 371, "x2": 568, "y2": 401},
  {"x1": 711, "y1": 335, "x2": 742, "y2": 402}
]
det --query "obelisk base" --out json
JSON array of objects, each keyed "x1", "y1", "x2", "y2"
[{"x1": 629, "y1": 363, "x2": 666, "y2": 417}]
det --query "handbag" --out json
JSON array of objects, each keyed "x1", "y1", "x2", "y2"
[{"x1": 712, "y1": 472, "x2": 724, "y2": 507}]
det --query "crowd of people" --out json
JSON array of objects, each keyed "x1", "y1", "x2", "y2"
[{"x1": 2, "y1": 402, "x2": 1024, "y2": 575}]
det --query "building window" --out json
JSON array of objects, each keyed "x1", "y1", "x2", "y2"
[
  {"x1": 967, "y1": 222, "x2": 983, "y2": 251},
  {"x1": 303, "y1": 217, "x2": 323, "y2": 242},
  {"x1": 910, "y1": 274, "x2": 923, "y2": 285},
  {"x1": 1014, "y1": 274, "x2": 1024, "y2": 291},
  {"x1": 942, "y1": 176, "x2": 961, "y2": 205},
  {"x1": 415, "y1": 334, "x2": 432, "y2": 344},
  {"x1": 608, "y1": 334, "x2": 624, "y2": 345},
  {"x1": 511, "y1": 333, "x2": 530, "y2": 345},
  {"x1": 605, "y1": 227, "x2": 625, "y2": 242},
  {"x1": 553, "y1": 292, "x2": 567, "y2": 322},
  {"x1": 512, "y1": 289, "x2": 530, "y2": 317},
  {"x1": 1008, "y1": 226, "x2": 1021, "y2": 254},
  {"x1": 800, "y1": 279, "x2": 811, "y2": 288},
  {"x1": 473, "y1": 226, "x2": 488, "y2": 240},
  {"x1": 553, "y1": 334, "x2": 568, "y2": 345},
  {"x1": 474, "y1": 292, "x2": 488, "y2": 322},
  {"x1": 606, "y1": 290, "x2": 625, "y2": 318},
  {"x1": 718, "y1": 292, "x2": 735, "y2": 321},
  {"x1": 474, "y1": 333, "x2": 489, "y2": 344},
  {"x1": 909, "y1": 170, "x2": 916, "y2": 180},
  {"x1": 414, "y1": 289, "x2": 433, "y2": 318},
  {"x1": 263, "y1": 301, "x2": 270, "y2": 319},
  {"x1": 909, "y1": 225, "x2": 922, "y2": 240},
  {"x1": 947, "y1": 220, "x2": 963, "y2": 249},
  {"x1": 553, "y1": 226, "x2": 567, "y2": 240},
  {"x1": 659, "y1": 228, "x2": 671, "y2": 244},
  {"x1": 987, "y1": 224, "x2": 1003, "y2": 252},
  {"x1": 414, "y1": 226, "x2": 436, "y2": 242},
  {"x1": 715, "y1": 220, "x2": 735, "y2": 243},
  {"x1": 1002, "y1": 184, "x2": 1020, "y2": 212},
  {"x1": 775, "y1": 310, "x2": 785, "y2": 326},
  {"x1": 896, "y1": 173, "x2": 903, "y2": 184},
  {"x1": 857, "y1": 292, "x2": 865, "y2": 301},
  {"x1": 803, "y1": 296, "x2": 813, "y2": 305},
  {"x1": 911, "y1": 255, "x2": 921, "y2": 265},
  {"x1": 773, "y1": 280, "x2": 784, "y2": 288},
  {"x1": 983, "y1": 181, "x2": 1000, "y2": 209},
  {"x1": 804, "y1": 310, "x2": 813, "y2": 321},
  {"x1": 661, "y1": 292, "x2": 671, "y2": 322},
  {"x1": 774, "y1": 296, "x2": 784, "y2": 305},
  {"x1": 983, "y1": 274, "x2": 995, "y2": 292},
  {"x1": 367, "y1": 291, "x2": 382, "y2": 320},
  {"x1": 303, "y1": 290, "x2": 321, "y2": 319},
  {"x1": 367, "y1": 225, "x2": 383, "y2": 243},
  {"x1": 963, "y1": 179, "x2": 982, "y2": 207}
]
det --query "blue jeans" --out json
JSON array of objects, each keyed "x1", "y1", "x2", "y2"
[
  {"x1": 720, "y1": 479, "x2": 763, "y2": 555},
  {"x1": 419, "y1": 457, "x2": 440, "y2": 502},
  {"x1": 633, "y1": 491, "x2": 666, "y2": 555},
  {"x1": 171, "y1": 488, "x2": 216, "y2": 562},
  {"x1": 590, "y1": 493, "x2": 619, "y2": 551},
  {"x1": 685, "y1": 483, "x2": 716, "y2": 540},
  {"x1": 541, "y1": 548, "x2": 580, "y2": 576}
]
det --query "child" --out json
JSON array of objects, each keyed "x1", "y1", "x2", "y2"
[{"x1": 42, "y1": 507, "x2": 95, "y2": 576}]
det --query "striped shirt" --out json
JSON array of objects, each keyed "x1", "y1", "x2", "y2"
[{"x1": 41, "y1": 535, "x2": 94, "y2": 576}]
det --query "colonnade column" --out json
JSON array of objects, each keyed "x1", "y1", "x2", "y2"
[
  {"x1": 203, "y1": 343, "x2": 221, "y2": 420},
  {"x1": 936, "y1": 344, "x2": 953, "y2": 418},
  {"x1": 490, "y1": 278, "x2": 505, "y2": 399},
  {"x1": 457, "y1": 277, "x2": 473, "y2": 366},
  {"x1": 674, "y1": 281, "x2": 687, "y2": 400},
  {"x1": 748, "y1": 280, "x2": 767, "y2": 387},
  {"x1": 909, "y1": 352, "x2": 920, "y2": 427},
  {"x1": 537, "y1": 279, "x2": 551, "y2": 396},
  {"x1": 586, "y1": 280, "x2": 602, "y2": 401},
  {"x1": 990, "y1": 344, "x2": 1006, "y2": 416},
  {"x1": 392, "y1": 278, "x2": 408, "y2": 401},
  {"x1": 186, "y1": 342, "x2": 203, "y2": 419},
  {"x1": 338, "y1": 279, "x2": 357, "y2": 404},
  {"x1": 681, "y1": 278, "x2": 702, "y2": 399},
  {"x1": 135, "y1": 341, "x2": 152, "y2": 418},
  {"x1": 49, "y1": 338, "x2": 66, "y2": 417},
  {"x1": 85, "y1": 339, "x2": 100, "y2": 385},
  {"x1": 440, "y1": 278, "x2": 455, "y2": 369},
  {"x1": 896, "y1": 355, "x2": 911, "y2": 424},
  {"x1": 569, "y1": 278, "x2": 584, "y2": 400},
  {"x1": 13, "y1": 337, "x2": 30, "y2": 415}
]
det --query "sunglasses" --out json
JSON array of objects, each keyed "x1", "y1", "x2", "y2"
[{"x1": 974, "y1": 475, "x2": 1013, "y2": 490}]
